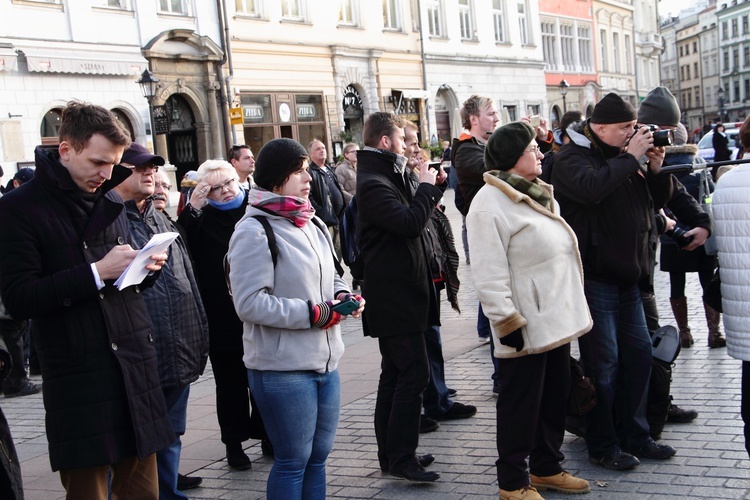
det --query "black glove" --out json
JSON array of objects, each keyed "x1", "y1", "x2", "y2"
[{"x1": 499, "y1": 328, "x2": 524, "y2": 352}]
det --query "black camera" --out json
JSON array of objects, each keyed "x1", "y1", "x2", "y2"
[
  {"x1": 665, "y1": 225, "x2": 693, "y2": 248},
  {"x1": 636, "y1": 124, "x2": 673, "y2": 147}
]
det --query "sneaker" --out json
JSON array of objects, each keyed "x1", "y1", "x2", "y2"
[
  {"x1": 530, "y1": 471, "x2": 590, "y2": 494},
  {"x1": 433, "y1": 402, "x2": 477, "y2": 421},
  {"x1": 625, "y1": 439, "x2": 676, "y2": 460},
  {"x1": 667, "y1": 403, "x2": 698, "y2": 423},
  {"x1": 499, "y1": 485, "x2": 544, "y2": 500},
  {"x1": 177, "y1": 473, "x2": 202, "y2": 491},
  {"x1": 419, "y1": 415, "x2": 439, "y2": 433},
  {"x1": 478, "y1": 336, "x2": 491, "y2": 344},
  {"x1": 589, "y1": 449, "x2": 640, "y2": 470},
  {"x1": 4, "y1": 381, "x2": 42, "y2": 398}
]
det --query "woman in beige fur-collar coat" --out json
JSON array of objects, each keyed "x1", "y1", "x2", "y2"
[{"x1": 467, "y1": 121, "x2": 592, "y2": 500}]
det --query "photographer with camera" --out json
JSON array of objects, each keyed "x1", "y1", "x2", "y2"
[{"x1": 550, "y1": 92, "x2": 675, "y2": 471}]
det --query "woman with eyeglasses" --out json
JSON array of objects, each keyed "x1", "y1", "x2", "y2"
[
  {"x1": 334, "y1": 142, "x2": 359, "y2": 204},
  {"x1": 466, "y1": 122, "x2": 592, "y2": 500},
  {"x1": 177, "y1": 160, "x2": 269, "y2": 471},
  {"x1": 226, "y1": 138, "x2": 364, "y2": 499}
]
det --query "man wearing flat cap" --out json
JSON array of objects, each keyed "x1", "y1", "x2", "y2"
[
  {"x1": 115, "y1": 143, "x2": 209, "y2": 497},
  {"x1": 550, "y1": 93, "x2": 676, "y2": 471}
]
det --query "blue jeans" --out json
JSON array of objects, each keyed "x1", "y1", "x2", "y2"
[
  {"x1": 578, "y1": 280, "x2": 653, "y2": 457},
  {"x1": 157, "y1": 384, "x2": 190, "y2": 500},
  {"x1": 423, "y1": 325, "x2": 453, "y2": 417},
  {"x1": 248, "y1": 369, "x2": 340, "y2": 500}
]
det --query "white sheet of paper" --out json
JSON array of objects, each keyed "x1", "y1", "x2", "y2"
[{"x1": 114, "y1": 232, "x2": 179, "y2": 290}]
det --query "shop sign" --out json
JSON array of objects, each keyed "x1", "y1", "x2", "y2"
[
  {"x1": 296, "y1": 104, "x2": 316, "y2": 118},
  {"x1": 243, "y1": 105, "x2": 264, "y2": 121},
  {"x1": 229, "y1": 107, "x2": 243, "y2": 125}
]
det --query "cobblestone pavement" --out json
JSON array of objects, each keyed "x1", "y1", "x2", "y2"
[{"x1": 5, "y1": 188, "x2": 750, "y2": 499}]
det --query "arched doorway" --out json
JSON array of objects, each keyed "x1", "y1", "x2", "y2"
[
  {"x1": 111, "y1": 108, "x2": 136, "y2": 141},
  {"x1": 40, "y1": 108, "x2": 62, "y2": 145},
  {"x1": 165, "y1": 94, "x2": 198, "y2": 185},
  {"x1": 550, "y1": 105, "x2": 562, "y2": 129},
  {"x1": 342, "y1": 84, "x2": 364, "y2": 146}
]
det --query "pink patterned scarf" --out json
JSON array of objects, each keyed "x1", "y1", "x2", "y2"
[{"x1": 248, "y1": 188, "x2": 316, "y2": 228}]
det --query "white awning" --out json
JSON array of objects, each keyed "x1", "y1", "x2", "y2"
[
  {"x1": 0, "y1": 47, "x2": 18, "y2": 72},
  {"x1": 20, "y1": 48, "x2": 147, "y2": 76},
  {"x1": 392, "y1": 89, "x2": 431, "y2": 100}
]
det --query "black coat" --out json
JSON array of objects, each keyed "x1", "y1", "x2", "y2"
[
  {"x1": 0, "y1": 146, "x2": 172, "y2": 471},
  {"x1": 177, "y1": 196, "x2": 247, "y2": 354},
  {"x1": 0, "y1": 337, "x2": 22, "y2": 500},
  {"x1": 713, "y1": 130, "x2": 731, "y2": 162},
  {"x1": 356, "y1": 149, "x2": 442, "y2": 337}
]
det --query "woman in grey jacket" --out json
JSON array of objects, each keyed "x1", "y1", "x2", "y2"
[
  {"x1": 467, "y1": 122, "x2": 592, "y2": 500},
  {"x1": 227, "y1": 138, "x2": 364, "y2": 500}
]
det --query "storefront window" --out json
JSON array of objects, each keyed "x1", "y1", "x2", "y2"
[{"x1": 40, "y1": 108, "x2": 63, "y2": 145}]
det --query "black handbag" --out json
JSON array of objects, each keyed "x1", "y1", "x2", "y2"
[{"x1": 704, "y1": 267, "x2": 723, "y2": 313}]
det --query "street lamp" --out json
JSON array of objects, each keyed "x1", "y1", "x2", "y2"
[
  {"x1": 559, "y1": 79, "x2": 570, "y2": 113},
  {"x1": 136, "y1": 69, "x2": 159, "y2": 153},
  {"x1": 717, "y1": 87, "x2": 726, "y2": 122}
]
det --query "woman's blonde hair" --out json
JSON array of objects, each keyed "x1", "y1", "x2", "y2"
[{"x1": 196, "y1": 160, "x2": 238, "y2": 182}]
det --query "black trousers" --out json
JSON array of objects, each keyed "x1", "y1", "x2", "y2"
[
  {"x1": 496, "y1": 343, "x2": 570, "y2": 491},
  {"x1": 374, "y1": 332, "x2": 429, "y2": 471},
  {"x1": 0, "y1": 320, "x2": 27, "y2": 395},
  {"x1": 209, "y1": 350, "x2": 266, "y2": 444}
]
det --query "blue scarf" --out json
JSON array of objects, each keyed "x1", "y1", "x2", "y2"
[{"x1": 207, "y1": 188, "x2": 246, "y2": 211}]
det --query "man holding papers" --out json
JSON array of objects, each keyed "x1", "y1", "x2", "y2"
[{"x1": 0, "y1": 101, "x2": 173, "y2": 499}]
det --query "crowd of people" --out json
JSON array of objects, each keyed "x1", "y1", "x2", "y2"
[{"x1": 0, "y1": 86, "x2": 747, "y2": 500}]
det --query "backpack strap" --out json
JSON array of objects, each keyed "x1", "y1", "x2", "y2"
[
  {"x1": 310, "y1": 217, "x2": 345, "y2": 278},
  {"x1": 252, "y1": 215, "x2": 278, "y2": 268}
]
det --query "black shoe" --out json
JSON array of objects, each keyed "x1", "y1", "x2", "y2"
[
  {"x1": 380, "y1": 453, "x2": 435, "y2": 472},
  {"x1": 177, "y1": 473, "x2": 202, "y2": 491},
  {"x1": 667, "y1": 404, "x2": 698, "y2": 423},
  {"x1": 419, "y1": 415, "x2": 439, "y2": 433},
  {"x1": 389, "y1": 462, "x2": 440, "y2": 482},
  {"x1": 261, "y1": 438, "x2": 274, "y2": 457},
  {"x1": 625, "y1": 439, "x2": 676, "y2": 460},
  {"x1": 589, "y1": 449, "x2": 640, "y2": 470},
  {"x1": 448, "y1": 388, "x2": 457, "y2": 397},
  {"x1": 492, "y1": 381, "x2": 500, "y2": 397},
  {"x1": 433, "y1": 402, "x2": 477, "y2": 421},
  {"x1": 226, "y1": 442, "x2": 252, "y2": 470},
  {"x1": 4, "y1": 381, "x2": 42, "y2": 398}
]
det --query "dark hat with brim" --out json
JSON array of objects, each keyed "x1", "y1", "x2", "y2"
[{"x1": 120, "y1": 143, "x2": 165, "y2": 167}]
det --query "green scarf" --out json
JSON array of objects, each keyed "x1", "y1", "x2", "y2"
[{"x1": 492, "y1": 170, "x2": 551, "y2": 209}]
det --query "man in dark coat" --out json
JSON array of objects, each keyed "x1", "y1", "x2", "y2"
[
  {"x1": 115, "y1": 143, "x2": 209, "y2": 497},
  {"x1": 308, "y1": 139, "x2": 345, "y2": 258},
  {"x1": 357, "y1": 112, "x2": 442, "y2": 482},
  {"x1": 550, "y1": 93, "x2": 676, "y2": 472},
  {"x1": 0, "y1": 101, "x2": 173, "y2": 498}
]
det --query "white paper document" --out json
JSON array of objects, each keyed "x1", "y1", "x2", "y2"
[{"x1": 114, "y1": 232, "x2": 179, "y2": 290}]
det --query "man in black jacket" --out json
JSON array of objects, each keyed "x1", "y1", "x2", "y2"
[
  {"x1": 550, "y1": 93, "x2": 676, "y2": 471},
  {"x1": 115, "y1": 143, "x2": 209, "y2": 496},
  {"x1": 0, "y1": 101, "x2": 172, "y2": 498},
  {"x1": 357, "y1": 112, "x2": 442, "y2": 482},
  {"x1": 308, "y1": 139, "x2": 345, "y2": 257}
]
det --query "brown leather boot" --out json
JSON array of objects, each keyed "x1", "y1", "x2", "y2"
[
  {"x1": 670, "y1": 296, "x2": 694, "y2": 348},
  {"x1": 704, "y1": 301, "x2": 726, "y2": 348}
]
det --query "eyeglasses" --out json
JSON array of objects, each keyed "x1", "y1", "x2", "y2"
[
  {"x1": 209, "y1": 178, "x2": 236, "y2": 194},
  {"x1": 524, "y1": 146, "x2": 541, "y2": 156},
  {"x1": 125, "y1": 164, "x2": 159, "y2": 173},
  {"x1": 154, "y1": 182, "x2": 172, "y2": 190}
]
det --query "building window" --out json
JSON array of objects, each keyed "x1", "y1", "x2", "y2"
[
  {"x1": 517, "y1": 1, "x2": 529, "y2": 45},
  {"x1": 426, "y1": 0, "x2": 443, "y2": 37},
  {"x1": 236, "y1": 0, "x2": 261, "y2": 16},
  {"x1": 458, "y1": 0, "x2": 474, "y2": 40},
  {"x1": 679, "y1": 46, "x2": 683, "y2": 57},
  {"x1": 695, "y1": 86, "x2": 701, "y2": 108},
  {"x1": 492, "y1": 0, "x2": 506, "y2": 43},
  {"x1": 40, "y1": 108, "x2": 63, "y2": 146},
  {"x1": 694, "y1": 62, "x2": 699, "y2": 78},
  {"x1": 339, "y1": 0, "x2": 357, "y2": 25},
  {"x1": 159, "y1": 0, "x2": 190, "y2": 15},
  {"x1": 686, "y1": 65, "x2": 690, "y2": 80},
  {"x1": 560, "y1": 23, "x2": 574, "y2": 71},
  {"x1": 745, "y1": 79, "x2": 750, "y2": 100},
  {"x1": 600, "y1": 29, "x2": 608, "y2": 72},
  {"x1": 724, "y1": 50, "x2": 729, "y2": 71},
  {"x1": 680, "y1": 66, "x2": 684, "y2": 81},
  {"x1": 541, "y1": 21, "x2": 556, "y2": 69},
  {"x1": 624, "y1": 33, "x2": 631, "y2": 73},
  {"x1": 732, "y1": 18, "x2": 738, "y2": 37},
  {"x1": 722, "y1": 21, "x2": 728, "y2": 40},
  {"x1": 734, "y1": 47, "x2": 740, "y2": 70},
  {"x1": 744, "y1": 15, "x2": 749, "y2": 35},
  {"x1": 613, "y1": 32, "x2": 620, "y2": 73},
  {"x1": 735, "y1": 80, "x2": 741, "y2": 102},
  {"x1": 578, "y1": 26, "x2": 592, "y2": 72},
  {"x1": 281, "y1": 0, "x2": 305, "y2": 21},
  {"x1": 504, "y1": 105, "x2": 517, "y2": 121},
  {"x1": 99, "y1": 0, "x2": 128, "y2": 7},
  {"x1": 382, "y1": 0, "x2": 402, "y2": 30},
  {"x1": 745, "y1": 46, "x2": 750, "y2": 67}
]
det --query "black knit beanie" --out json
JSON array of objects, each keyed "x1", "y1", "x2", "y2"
[
  {"x1": 254, "y1": 138, "x2": 309, "y2": 191},
  {"x1": 637, "y1": 87, "x2": 680, "y2": 127},
  {"x1": 484, "y1": 122, "x2": 536, "y2": 171},
  {"x1": 591, "y1": 93, "x2": 637, "y2": 124}
]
